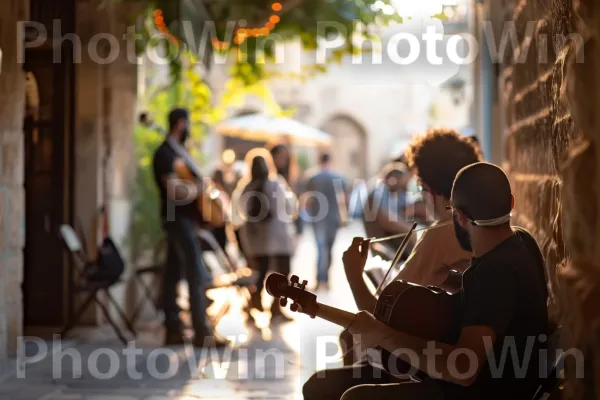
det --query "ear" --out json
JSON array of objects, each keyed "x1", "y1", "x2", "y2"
[
  {"x1": 510, "y1": 194, "x2": 515, "y2": 211},
  {"x1": 455, "y1": 208, "x2": 471, "y2": 227}
]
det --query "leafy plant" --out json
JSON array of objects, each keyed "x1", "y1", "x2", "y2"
[{"x1": 129, "y1": 50, "x2": 289, "y2": 264}]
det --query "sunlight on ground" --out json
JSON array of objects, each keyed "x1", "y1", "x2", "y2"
[{"x1": 170, "y1": 223, "x2": 373, "y2": 398}]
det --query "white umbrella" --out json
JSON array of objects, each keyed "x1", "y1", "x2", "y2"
[{"x1": 215, "y1": 113, "x2": 331, "y2": 146}]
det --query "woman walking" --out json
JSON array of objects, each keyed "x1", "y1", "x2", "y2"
[
  {"x1": 268, "y1": 141, "x2": 305, "y2": 237},
  {"x1": 234, "y1": 148, "x2": 297, "y2": 322}
]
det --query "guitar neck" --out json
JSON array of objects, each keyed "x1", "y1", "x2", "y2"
[{"x1": 313, "y1": 303, "x2": 356, "y2": 329}]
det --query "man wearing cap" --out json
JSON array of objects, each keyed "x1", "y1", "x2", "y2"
[{"x1": 307, "y1": 162, "x2": 549, "y2": 399}]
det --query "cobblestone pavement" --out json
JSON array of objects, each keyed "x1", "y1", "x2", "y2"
[{"x1": 0, "y1": 223, "x2": 385, "y2": 400}]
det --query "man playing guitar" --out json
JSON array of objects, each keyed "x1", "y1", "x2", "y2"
[
  {"x1": 340, "y1": 129, "x2": 482, "y2": 363},
  {"x1": 152, "y1": 108, "x2": 228, "y2": 347},
  {"x1": 303, "y1": 162, "x2": 549, "y2": 399}
]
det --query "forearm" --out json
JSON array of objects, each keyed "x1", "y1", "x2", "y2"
[
  {"x1": 348, "y1": 275, "x2": 377, "y2": 312},
  {"x1": 377, "y1": 325, "x2": 476, "y2": 386}
]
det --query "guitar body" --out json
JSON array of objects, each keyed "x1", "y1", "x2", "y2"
[
  {"x1": 173, "y1": 158, "x2": 231, "y2": 227},
  {"x1": 373, "y1": 280, "x2": 463, "y2": 378}
]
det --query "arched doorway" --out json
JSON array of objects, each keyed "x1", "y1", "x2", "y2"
[{"x1": 321, "y1": 115, "x2": 368, "y2": 180}]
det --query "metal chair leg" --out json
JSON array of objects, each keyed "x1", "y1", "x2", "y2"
[
  {"x1": 103, "y1": 289, "x2": 137, "y2": 336},
  {"x1": 60, "y1": 291, "x2": 97, "y2": 338},
  {"x1": 95, "y1": 290, "x2": 129, "y2": 345}
]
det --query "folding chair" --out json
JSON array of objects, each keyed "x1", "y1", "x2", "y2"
[
  {"x1": 196, "y1": 228, "x2": 254, "y2": 325},
  {"x1": 130, "y1": 263, "x2": 163, "y2": 325},
  {"x1": 59, "y1": 224, "x2": 136, "y2": 345},
  {"x1": 130, "y1": 238, "x2": 166, "y2": 325}
]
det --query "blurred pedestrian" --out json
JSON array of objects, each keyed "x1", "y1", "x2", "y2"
[
  {"x1": 268, "y1": 141, "x2": 305, "y2": 236},
  {"x1": 363, "y1": 163, "x2": 420, "y2": 260},
  {"x1": 304, "y1": 153, "x2": 348, "y2": 290},
  {"x1": 233, "y1": 148, "x2": 297, "y2": 322}
]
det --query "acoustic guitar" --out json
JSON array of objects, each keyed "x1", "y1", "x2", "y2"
[
  {"x1": 265, "y1": 272, "x2": 463, "y2": 380},
  {"x1": 168, "y1": 142, "x2": 231, "y2": 228}
]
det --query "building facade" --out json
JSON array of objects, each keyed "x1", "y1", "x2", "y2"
[
  {"x1": 207, "y1": 2, "x2": 474, "y2": 181},
  {"x1": 0, "y1": 0, "x2": 140, "y2": 373}
]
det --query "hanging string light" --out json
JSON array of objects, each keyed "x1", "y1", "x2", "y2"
[
  {"x1": 213, "y1": 2, "x2": 284, "y2": 49},
  {"x1": 154, "y1": 9, "x2": 180, "y2": 44}
]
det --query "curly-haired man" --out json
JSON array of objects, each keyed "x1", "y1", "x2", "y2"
[{"x1": 306, "y1": 128, "x2": 484, "y2": 399}]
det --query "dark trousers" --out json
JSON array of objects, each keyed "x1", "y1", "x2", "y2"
[
  {"x1": 163, "y1": 218, "x2": 213, "y2": 336},
  {"x1": 303, "y1": 362, "x2": 444, "y2": 400},
  {"x1": 313, "y1": 223, "x2": 338, "y2": 283},
  {"x1": 255, "y1": 254, "x2": 291, "y2": 293}
]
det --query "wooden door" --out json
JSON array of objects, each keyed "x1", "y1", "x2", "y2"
[{"x1": 23, "y1": 48, "x2": 73, "y2": 327}]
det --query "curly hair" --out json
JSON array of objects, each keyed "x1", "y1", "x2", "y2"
[{"x1": 404, "y1": 128, "x2": 483, "y2": 199}]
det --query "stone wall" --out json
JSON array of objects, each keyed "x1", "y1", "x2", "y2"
[
  {"x1": 74, "y1": 0, "x2": 140, "y2": 325},
  {"x1": 500, "y1": 0, "x2": 574, "y2": 316},
  {"x1": 498, "y1": 0, "x2": 600, "y2": 397},
  {"x1": 0, "y1": 0, "x2": 28, "y2": 370},
  {"x1": 0, "y1": 0, "x2": 140, "y2": 369}
]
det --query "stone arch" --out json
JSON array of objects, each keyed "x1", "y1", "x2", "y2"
[{"x1": 320, "y1": 114, "x2": 368, "y2": 180}]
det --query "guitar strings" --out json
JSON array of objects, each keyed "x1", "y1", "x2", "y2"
[
  {"x1": 338, "y1": 223, "x2": 417, "y2": 362},
  {"x1": 340, "y1": 221, "x2": 453, "y2": 361}
]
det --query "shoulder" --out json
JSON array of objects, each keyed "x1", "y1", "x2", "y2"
[
  {"x1": 305, "y1": 169, "x2": 321, "y2": 182},
  {"x1": 153, "y1": 142, "x2": 171, "y2": 164},
  {"x1": 513, "y1": 227, "x2": 542, "y2": 251},
  {"x1": 154, "y1": 142, "x2": 171, "y2": 157},
  {"x1": 268, "y1": 176, "x2": 287, "y2": 190}
]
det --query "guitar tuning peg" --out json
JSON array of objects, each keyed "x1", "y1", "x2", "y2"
[
  {"x1": 302, "y1": 280, "x2": 308, "y2": 289},
  {"x1": 280, "y1": 298, "x2": 288, "y2": 307},
  {"x1": 290, "y1": 275, "x2": 299, "y2": 284},
  {"x1": 290, "y1": 302, "x2": 299, "y2": 312}
]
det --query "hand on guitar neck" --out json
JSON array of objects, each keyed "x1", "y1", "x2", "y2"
[
  {"x1": 266, "y1": 272, "x2": 463, "y2": 381},
  {"x1": 266, "y1": 273, "x2": 357, "y2": 328}
]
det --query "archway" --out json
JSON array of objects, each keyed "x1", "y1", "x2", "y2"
[{"x1": 321, "y1": 115, "x2": 368, "y2": 180}]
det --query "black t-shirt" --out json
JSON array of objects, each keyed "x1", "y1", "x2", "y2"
[
  {"x1": 441, "y1": 227, "x2": 549, "y2": 400},
  {"x1": 152, "y1": 141, "x2": 198, "y2": 222}
]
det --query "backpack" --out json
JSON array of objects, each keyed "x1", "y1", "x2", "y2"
[{"x1": 84, "y1": 236, "x2": 125, "y2": 285}]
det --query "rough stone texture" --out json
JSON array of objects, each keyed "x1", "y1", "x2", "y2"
[
  {"x1": 72, "y1": 0, "x2": 138, "y2": 326},
  {"x1": 0, "y1": 0, "x2": 29, "y2": 370},
  {"x1": 0, "y1": 0, "x2": 139, "y2": 370},
  {"x1": 499, "y1": 0, "x2": 600, "y2": 397}
]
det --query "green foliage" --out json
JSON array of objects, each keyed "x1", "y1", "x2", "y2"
[
  {"x1": 129, "y1": 49, "x2": 289, "y2": 262},
  {"x1": 129, "y1": 124, "x2": 165, "y2": 264},
  {"x1": 118, "y1": 0, "x2": 402, "y2": 83}
]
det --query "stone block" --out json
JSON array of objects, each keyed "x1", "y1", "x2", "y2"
[
  {"x1": 0, "y1": 131, "x2": 24, "y2": 186},
  {"x1": 8, "y1": 188, "x2": 24, "y2": 251},
  {"x1": 3, "y1": 252, "x2": 22, "y2": 357},
  {"x1": 6, "y1": 306, "x2": 22, "y2": 356},
  {"x1": 5, "y1": 253, "x2": 24, "y2": 297},
  {"x1": 0, "y1": 188, "x2": 7, "y2": 257}
]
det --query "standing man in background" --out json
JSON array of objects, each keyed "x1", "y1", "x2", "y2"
[
  {"x1": 304, "y1": 153, "x2": 348, "y2": 290},
  {"x1": 152, "y1": 108, "x2": 227, "y2": 348}
]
